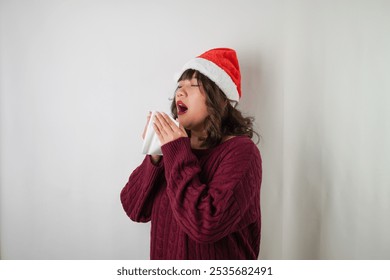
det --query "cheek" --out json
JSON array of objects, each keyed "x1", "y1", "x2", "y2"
[
  {"x1": 196, "y1": 98, "x2": 208, "y2": 115},
  {"x1": 189, "y1": 91, "x2": 208, "y2": 117},
  {"x1": 200, "y1": 103, "x2": 209, "y2": 116}
]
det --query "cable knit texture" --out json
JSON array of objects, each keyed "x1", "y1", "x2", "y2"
[{"x1": 120, "y1": 136, "x2": 262, "y2": 259}]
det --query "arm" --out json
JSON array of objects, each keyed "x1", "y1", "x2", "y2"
[
  {"x1": 120, "y1": 155, "x2": 164, "y2": 222},
  {"x1": 161, "y1": 137, "x2": 262, "y2": 243}
]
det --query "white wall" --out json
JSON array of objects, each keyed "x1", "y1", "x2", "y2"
[
  {"x1": 0, "y1": 0, "x2": 389, "y2": 260},
  {"x1": 281, "y1": 0, "x2": 390, "y2": 259}
]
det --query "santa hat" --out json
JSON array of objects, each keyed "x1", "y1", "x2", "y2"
[{"x1": 176, "y1": 48, "x2": 241, "y2": 103}]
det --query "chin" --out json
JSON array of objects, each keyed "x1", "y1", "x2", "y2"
[{"x1": 180, "y1": 122, "x2": 190, "y2": 130}]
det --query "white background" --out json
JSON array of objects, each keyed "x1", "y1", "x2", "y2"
[{"x1": 1, "y1": 0, "x2": 389, "y2": 259}]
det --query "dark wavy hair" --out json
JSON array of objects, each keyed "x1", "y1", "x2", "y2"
[{"x1": 171, "y1": 69, "x2": 259, "y2": 148}]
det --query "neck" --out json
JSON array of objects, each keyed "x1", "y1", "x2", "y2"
[{"x1": 190, "y1": 129, "x2": 208, "y2": 149}]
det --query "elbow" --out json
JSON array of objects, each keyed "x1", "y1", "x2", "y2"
[
  {"x1": 120, "y1": 191, "x2": 151, "y2": 223},
  {"x1": 122, "y1": 205, "x2": 151, "y2": 223}
]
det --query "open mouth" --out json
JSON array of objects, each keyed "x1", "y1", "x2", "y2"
[{"x1": 176, "y1": 101, "x2": 188, "y2": 115}]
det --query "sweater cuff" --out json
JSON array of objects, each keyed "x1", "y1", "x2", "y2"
[
  {"x1": 147, "y1": 154, "x2": 163, "y2": 167},
  {"x1": 161, "y1": 137, "x2": 195, "y2": 172},
  {"x1": 142, "y1": 154, "x2": 164, "y2": 175}
]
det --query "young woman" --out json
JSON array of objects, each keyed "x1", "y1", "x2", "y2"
[{"x1": 120, "y1": 48, "x2": 262, "y2": 259}]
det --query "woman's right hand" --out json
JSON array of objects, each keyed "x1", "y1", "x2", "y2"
[{"x1": 142, "y1": 111, "x2": 161, "y2": 165}]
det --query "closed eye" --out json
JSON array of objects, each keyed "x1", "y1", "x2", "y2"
[{"x1": 176, "y1": 84, "x2": 199, "y2": 90}]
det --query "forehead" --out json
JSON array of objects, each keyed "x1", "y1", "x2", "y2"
[
  {"x1": 178, "y1": 76, "x2": 197, "y2": 84},
  {"x1": 178, "y1": 69, "x2": 199, "y2": 82}
]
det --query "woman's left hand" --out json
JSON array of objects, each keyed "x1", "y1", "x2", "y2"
[{"x1": 153, "y1": 112, "x2": 188, "y2": 145}]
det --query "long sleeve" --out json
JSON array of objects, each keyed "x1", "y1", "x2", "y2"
[
  {"x1": 161, "y1": 137, "x2": 262, "y2": 244},
  {"x1": 120, "y1": 155, "x2": 164, "y2": 222}
]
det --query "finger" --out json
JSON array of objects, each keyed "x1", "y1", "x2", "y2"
[
  {"x1": 153, "y1": 112, "x2": 168, "y2": 136},
  {"x1": 155, "y1": 112, "x2": 173, "y2": 133},
  {"x1": 162, "y1": 112, "x2": 178, "y2": 130},
  {"x1": 163, "y1": 113, "x2": 185, "y2": 137},
  {"x1": 153, "y1": 122, "x2": 163, "y2": 139},
  {"x1": 152, "y1": 121, "x2": 159, "y2": 134},
  {"x1": 161, "y1": 112, "x2": 175, "y2": 126},
  {"x1": 153, "y1": 121, "x2": 168, "y2": 145},
  {"x1": 156, "y1": 112, "x2": 171, "y2": 130}
]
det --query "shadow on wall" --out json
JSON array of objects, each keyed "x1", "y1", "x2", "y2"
[{"x1": 237, "y1": 51, "x2": 264, "y2": 142}]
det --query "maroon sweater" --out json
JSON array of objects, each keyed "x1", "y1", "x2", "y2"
[{"x1": 120, "y1": 136, "x2": 262, "y2": 259}]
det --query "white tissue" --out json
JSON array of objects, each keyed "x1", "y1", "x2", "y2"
[{"x1": 142, "y1": 111, "x2": 179, "y2": 155}]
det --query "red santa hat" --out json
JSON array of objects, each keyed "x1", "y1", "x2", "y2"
[{"x1": 176, "y1": 48, "x2": 241, "y2": 103}]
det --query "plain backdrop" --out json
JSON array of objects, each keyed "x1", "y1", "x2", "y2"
[{"x1": 0, "y1": 0, "x2": 389, "y2": 259}]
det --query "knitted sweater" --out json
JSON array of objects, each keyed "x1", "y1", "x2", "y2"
[{"x1": 120, "y1": 136, "x2": 262, "y2": 259}]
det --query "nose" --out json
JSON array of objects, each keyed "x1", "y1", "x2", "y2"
[{"x1": 176, "y1": 88, "x2": 185, "y2": 98}]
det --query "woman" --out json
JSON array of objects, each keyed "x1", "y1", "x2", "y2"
[{"x1": 121, "y1": 48, "x2": 262, "y2": 259}]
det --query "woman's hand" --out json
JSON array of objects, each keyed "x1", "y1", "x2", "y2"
[{"x1": 153, "y1": 112, "x2": 187, "y2": 145}]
